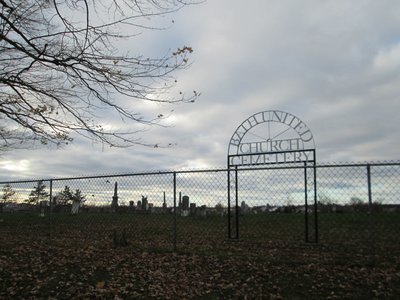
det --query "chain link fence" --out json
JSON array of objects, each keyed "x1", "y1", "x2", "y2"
[{"x1": 1, "y1": 162, "x2": 399, "y2": 259}]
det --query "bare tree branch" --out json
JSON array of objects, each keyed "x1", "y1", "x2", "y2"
[{"x1": 0, "y1": 0, "x2": 200, "y2": 152}]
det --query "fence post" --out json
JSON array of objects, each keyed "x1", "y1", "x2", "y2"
[
  {"x1": 366, "y1": 164, "x2": 375, "y2": 264},
  {"x1": 367, "y1": 164, "x2": 372, "y2": 208},
  {"x1": 49, "y1": 179, "x2": 53, "y2": 242},
  {"x1": 173, "y1": 172, "x2": 177, "y2": 252},
  {"x1": 313, "y1": 162, "x2": 318, "y2": 243}
]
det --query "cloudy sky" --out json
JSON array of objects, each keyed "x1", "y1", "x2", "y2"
[{"x1": 1, "y1": 0, "x2": 400, "y2": 181}]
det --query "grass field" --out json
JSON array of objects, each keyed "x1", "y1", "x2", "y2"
[{"x1": 0, "y1": 212, "x2": 399, "y2": 298}]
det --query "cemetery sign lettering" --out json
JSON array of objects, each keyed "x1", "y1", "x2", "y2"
[{"x1": 228, "y1": 110, "x2": 315, "y2": 167}]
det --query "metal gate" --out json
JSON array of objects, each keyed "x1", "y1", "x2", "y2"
[
  {"x1": 227, "y1": 163, "x2": 318, "y2": 243},
  {"x1": 227, "y1": 110, "x2": 318, "y2": 243}
]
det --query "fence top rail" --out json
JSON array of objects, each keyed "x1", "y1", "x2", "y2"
[
  {"x1": 0, "y1": 168, "x2": 230, "y2": 185},
  {"x1": 315, "y1": 161, "x2": 400, "y2": 169},
  {"x1": 0, "y1": 161, "x2": 399, "y2": 185}
]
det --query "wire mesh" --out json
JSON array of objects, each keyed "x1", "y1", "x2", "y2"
[
  {"x1": 175, "y1": 170, "x2": 228, "y2": 252},
  {"x1": 0, "y1": 163, "x2": 399, "y2": 257}
]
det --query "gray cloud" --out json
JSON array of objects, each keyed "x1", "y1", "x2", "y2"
[{"x1": 2, "y1": 0, "x2": 400, "y2": 181}]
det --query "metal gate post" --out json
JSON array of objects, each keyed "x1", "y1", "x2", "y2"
[
  {"x1": 235, "y1": 166, "x2": 239, "y2": 239},
  {"x1": 227, "y1": 168, "x2": 231, "y2": 239},
  {"x1": 304, "y1": 162, "x2": 309, "y2": 243}
]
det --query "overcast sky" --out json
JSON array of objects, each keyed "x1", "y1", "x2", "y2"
[{"x1": 1, "y1": 0, "x2": 400, "y2": 181}]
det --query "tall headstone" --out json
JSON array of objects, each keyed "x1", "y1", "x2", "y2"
[
  {"x1": 162, "y1": 192, "x2": 167, "y2": 209},
  {"x1": 39, "y1": 201, "x2": 46, "y2": 217},
  {"x1": 142, "y1": 196, "x2": 148, "y2": 210},
  {"x1": 181, "y1": 195, "x2": 190, "y2": 216},
  {"x1": 182, "y1": 195, "x2": 189, "y2": 210},
  {"x1": 111, "y1": 182, "x2": 119, "y2": 212},
  {"x1": 71, "y1": 200, "x2": 80, "y2": 214},
  {"x1": 178, "y1": 192, "x2": 182, "y2": 209}
]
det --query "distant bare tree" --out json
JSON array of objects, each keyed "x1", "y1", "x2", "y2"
[
  {"x1": 1, "y1": 183, "x2": 15, "y2": 203},
  {"x1": 56, "y1": 186, "x2": 86, "y2": 205},
  {"x1": 0, "y1": 0, "x2": 198, "y2": 152},
  {"x1": 55, "y1": 185, "x2": 74, "y2": 205},
  {"x1": 27, "y1": 180, "x2": 49, "y2": 205}
]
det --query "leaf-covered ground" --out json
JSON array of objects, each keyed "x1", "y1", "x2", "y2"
[
  {"x1": 1, "y1": 212, "x2": 399, "y2": 298},
  {"x1": 0, "y1": 236, "x2": 399, "y2": 299}
]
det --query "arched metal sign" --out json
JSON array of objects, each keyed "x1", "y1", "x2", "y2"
[
  {"x1": 227, "y1": 110, "x2": 318, "y2": 243},
  {"x1": 228, "y1": 110, "x2": 315, "y2": 167}
]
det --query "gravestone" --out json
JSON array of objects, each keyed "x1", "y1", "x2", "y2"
[
  {"x1": 197, "y1": 205, "x2": 207, "y2": 217},
  {"x1": 182, "y1": 195, "x2": 189, "y2": 210},
  {"x1": 178, "y1": 192, "x2": 182, "y2": 209},
  {"x1": 181, "y1": 195, "x2": 190, "y2": 217},
  {"x1": 39, "y1": 201, "x2": 46, "y2": 217},
  {"x1": 71, "y1": 200, "x2": 80, "y2": 214},
  {"x1": 128, "y1": 201, "x2": 135, "y2": 213},
  {"x1": 111, "y1": 182, "x2": 119, "y2": 212},
  {"x1": 141, "y1": 196, "x2": 148, "y2": 210},
  {"x1": 162, "y1": 192, "x2": 167, "y2": 209},
  {"x1": 190, "y1": 203, "x2": 196, "y2": 215},
  {"x1": 241, "y1": 201, "x2": 250, "y2": 214},
  {"x1": 113, "y1": 228, "x2": 128, "y2": 247}
]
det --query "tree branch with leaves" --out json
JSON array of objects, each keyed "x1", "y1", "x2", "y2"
[{"x1": 0, "y1": 0, "x2": 199, "y2": 152}]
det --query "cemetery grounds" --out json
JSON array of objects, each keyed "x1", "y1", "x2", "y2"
[{"x1": 0, "y1": 211, "x2": 399, "y2": 299}]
